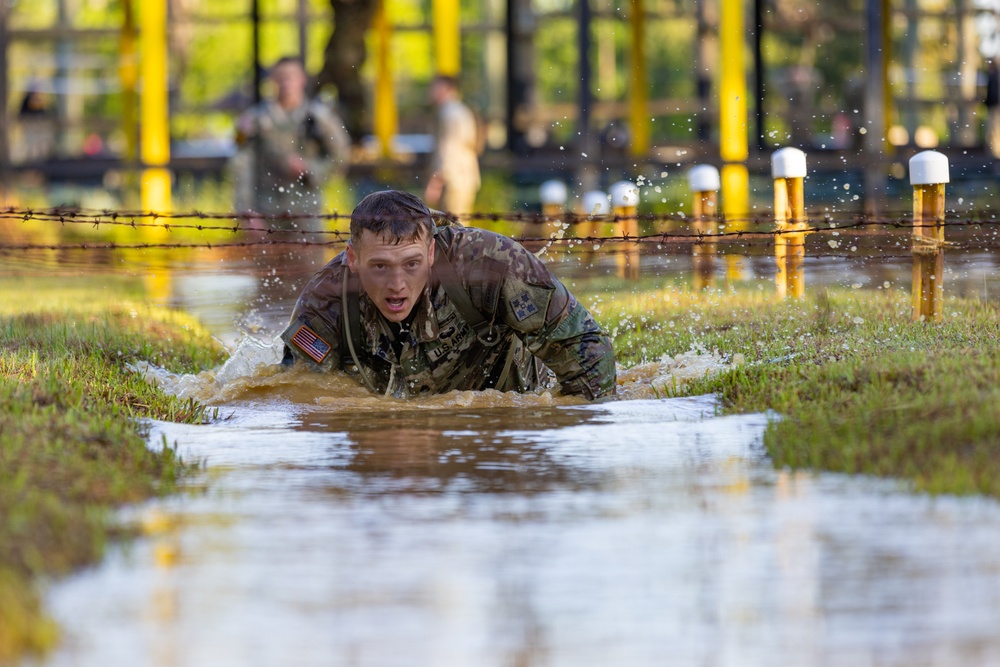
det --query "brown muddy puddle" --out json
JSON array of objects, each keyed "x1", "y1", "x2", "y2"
[{"x1": 29, "y1": 344, "x2": 1000, "y2": 667}]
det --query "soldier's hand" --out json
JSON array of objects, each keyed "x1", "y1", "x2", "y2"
[
  {"x1": 424, "y1": 174, "x2": 444, "y2": 206},
  {"x1": 287, "y1": 155, "x2": 308, "y2": 177},
  {"x1": 243, "y1": 212, "x2": 267, "y2": 234}
]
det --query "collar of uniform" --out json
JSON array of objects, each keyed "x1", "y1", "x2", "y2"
[
  {"x1": 359, "y1": 284, "x2": 443, "y2": 358},
  {"x1": 267, "y1": 99, "x2": 308, "y2": 123}
]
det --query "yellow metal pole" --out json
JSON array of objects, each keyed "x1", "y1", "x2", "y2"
[
  {"x1": 628, "y1": 0, "x2": 649, "y2": 157},
  {"x1": 540, "y1": 180, "x2": 568, "y2": 243},
  {"x1": 373, "y1": 0, "x2": 397, "y2": 159},
  {"x1": 578, "y1": 190, "x2": 608, "y2": 246},
  {"x1": 432, "y1": 0, "x2": 461, "y2": 76},
  {"x1": 611, "y1": 181, "x2": 640, "y2": 280},
  {"x1": 687, "y1": 165, "x2": 720, "y2": 291},
  {"x1": 720, "y1": 0, "x2": 748, "y2": 231},
  {"x1": 772, "y1": 148, "x2": 807, "y2": 299},
  {"x1": 140, "y1": 0, "x2": 170, "y2": 215},
  {"x1": 909, "y1": 151, "x2": 949, "y2": 322},
  {"x1": 119, "y1": 0, "x2": 138, "y2": 206},
  {"x1": 721, "y1": 162, "x2": 748, "y2": 227}
]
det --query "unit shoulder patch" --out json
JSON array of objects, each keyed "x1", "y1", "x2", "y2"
[{"x1": 509, "y1": 292, "x2": 539, "y2": 321}]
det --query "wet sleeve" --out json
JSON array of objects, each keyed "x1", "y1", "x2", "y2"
[
  {"x1": 279, "y1": 270, "x2": 344, "y2": 371},
  {"x1": 493, "y1": 243, "x2": 616, "y2": 399},
  {"x1": 229, "y1": 111, "x2": 258, "y2": 212}
]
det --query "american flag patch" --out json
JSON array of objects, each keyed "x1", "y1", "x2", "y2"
[{"x1": 291, "y1": 325, "x2": 331, "y2": 364}]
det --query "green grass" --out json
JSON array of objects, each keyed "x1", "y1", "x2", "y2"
[
  {"x1": 580, "y1": 277, "x2": 1000, "y2": 497},
  {"x1": 0, "y1": 277, "x2": 225, "y2": 662}
]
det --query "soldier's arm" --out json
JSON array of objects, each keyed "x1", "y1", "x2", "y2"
[
  {"x1": 279, "y1": 265, "x2": 345, "y2": 371},
  {"x1": 230, "y1": 110, "x2": 260, "y2": 213},
  {"x1": 490, "y1": 241, "x2": 616, "y2": 399},
  {"x1": 303, "y1": 103, "x2": 351, "y2": 184}
]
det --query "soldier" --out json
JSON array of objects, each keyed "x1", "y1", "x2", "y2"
[
  {"x1": 280, "y1": 190, "x2": 616, "y2": 400},
  {"x1": 231, "y1": 56, "x2": 351, "y2": 230},
  {"x1": 423, "y1": 75, "x2": 481, "y2": 218}
]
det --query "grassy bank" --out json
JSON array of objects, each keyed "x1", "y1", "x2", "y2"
[
  {"x1": 585, "y1": 277, "x2": 1000, "y2": 497},
  {"x1": 0, "y1": 277, "x2": 225, "y2": 662}
]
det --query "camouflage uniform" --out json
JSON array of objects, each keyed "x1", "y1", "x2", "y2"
[
  {"x1": 280, "y1": 224, "x2": 616, "y2": 399},
  {"x1": 231, "y1": 98, "x2": 351, "y2": 228}
]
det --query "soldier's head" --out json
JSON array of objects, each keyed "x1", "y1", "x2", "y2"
[
  {"x1": 270, "y1": 56, "x2": 307, "y2": 110},
  {"x1": 430, "y1": 74, "x2": 460, "y2": 106},
  {"x1": 346, "y1": 191, "x2": 437, "y2": 323}
]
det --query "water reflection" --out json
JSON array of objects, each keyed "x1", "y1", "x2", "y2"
[{"x1": 308, "y1": 407, "x2": 615, "y2": 495}]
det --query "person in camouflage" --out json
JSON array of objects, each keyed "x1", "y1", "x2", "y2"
[
  {"x1": 280, "y1": 190, "x2": 616, "y2": 399},
  {"x1": 231, "y1": 56, "x2": 351, "y2": 230}
]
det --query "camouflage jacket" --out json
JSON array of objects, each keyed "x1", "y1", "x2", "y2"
[{"x1": 280, "y1": 225, "x2": 616, "y2": 399}]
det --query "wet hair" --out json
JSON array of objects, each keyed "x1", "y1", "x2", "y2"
[
  {"x1": 271, "y1": 56, "x2": 305, "y2": 72},
  {"x1": 432, "y1": 74, "x2": 460, "y2": 90},
  {"x1": 349, "y1": 190, "x2": 435, "y2": 246}
]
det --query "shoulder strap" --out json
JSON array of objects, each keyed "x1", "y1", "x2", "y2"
[
  {"x1": 432, "y1": 235, "x2": 501, "y2": 346},
  {"x1": 341, "y1": 266, "x2": 379, "y2": 393}
]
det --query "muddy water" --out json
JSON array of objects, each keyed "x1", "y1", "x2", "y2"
[
  {"x1": 14, "y1": 243, "x2": 1000, "y2": 666},
  {"x1": 32, "y1": 391, "x2": 1000, "y2": 667}
]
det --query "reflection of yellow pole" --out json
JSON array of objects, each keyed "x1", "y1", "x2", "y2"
[
  {"x1": 772, "y1": 148, "x2": 807, "y2": 300},
  {"x1": 141, "y1": 251, "x2": 173, "y2": 305},
  {"x1": 628, "y1": 0, "x2": 649, "y2": 157},
  {"x1": 611, "y1": 181, "x2": 640, "y2": 280},
  {"x1": 432, "y1": 0, "x2": 461, "y2": 76},
  {"x1": 720, "y1": 0, "x2": 747, "y2": 226},
  {"x1": 688, "y1": 165, "x2": 720, "y2": 291},
  {"x1": 120, "y1": 0, "x2": 139, "y2": 207},
  {"x1": 373, "y1": 0, "x2": 397, "y2": 159},
  {"x1": 909, "y1": 151, "x2": 949, "y2": 322},
  {"x1": 140, "y1": 0, "x2": 171, "y2": 216}
]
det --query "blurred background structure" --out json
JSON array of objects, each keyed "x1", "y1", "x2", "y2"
[{"x1": 0, "y1": 0, "x2": 997, "y2": 213}]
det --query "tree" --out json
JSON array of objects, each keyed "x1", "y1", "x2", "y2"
[{"x1": 315, "y1": 0, "x2": 377, "y2": 143}]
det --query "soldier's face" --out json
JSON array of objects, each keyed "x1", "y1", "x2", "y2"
[
  {"x1": 346, "y1": 230, "x2": 436, "y2": 322},
  {"x1": 272, "y1": 62, "x2": 307, "y2": 107}
]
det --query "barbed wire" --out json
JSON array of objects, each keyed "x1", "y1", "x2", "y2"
[
  {"x1": 1, "y1": 206, "x2": 999, "y2": 229},
  {"x1": 2, "y1": 207, "x2": 999, "y2": 253}
]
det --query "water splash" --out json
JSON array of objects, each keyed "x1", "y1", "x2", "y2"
[{"x1": 129, "y1": 335, "x2": 740, "y2": 411}]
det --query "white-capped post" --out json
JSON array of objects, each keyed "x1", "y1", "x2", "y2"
[
  {"x1": 909, "y1": 150, "x2": 949, "y2": 323},
  {"x1": 577, "y1": 190, "x2": 609, "y2": 248},
  {"x1": 687, "y1": 165, "x2": 721, "y2": 290},
  {"x1": 540, "y1": 180, "x2": 568, "y2": 217},
  {"x1": 539, "y1": 179, "x2": 569, "y2": 247},
  {"x1": 610, "y1": 180, "x2": 641, "y2": 280},
  {"x1": 771, "y1": 147, "x2": 808, "y2": 299}
]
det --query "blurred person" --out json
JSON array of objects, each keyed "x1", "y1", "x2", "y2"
[
  {"x1": 231, "y1": 56, "x2": 351, "y2": 231},
  {"x1": 16, "y1": 86, "x2": 54, "y2": 164},
  {"x1": 423, "y1": 75, "x2": 481, "y2": 218},
  {"x1": 280, "y1": 190, "x2": 615, "y2": 400}
]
